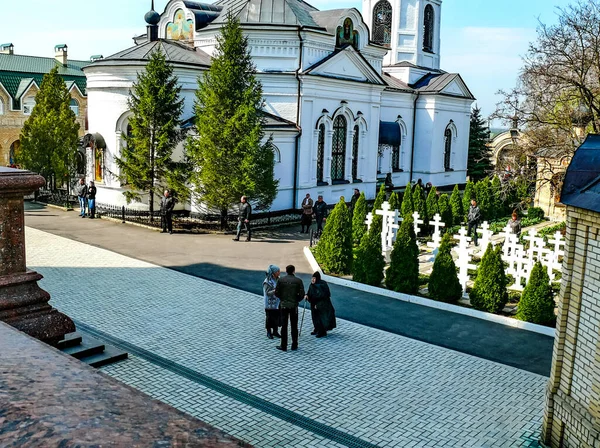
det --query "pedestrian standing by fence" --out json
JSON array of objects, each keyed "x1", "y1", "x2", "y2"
[
  {"x1": 313, "y1": 195, "x2": 327, "y2": 233},
  {"x1": 160, "y1": 190, "x2": 175, "y2": 234},
  {"x1": 263, "y1": 264, "x2": 282, "y2": 340},
  {"x1": 87, "y1": 181, "x2": 97, "y2": 219},
  {"x1": 75, "y1": 178, "x2": 88, "y2": 218},
  {"x1": 274, "y1": 265, "x2": 305, "y2": 352},
  {"x1": 301, "y1": 193, "x2": 313, "y2": 234},
  {"x1": 233, "y1": 196, "x2": 252, "y2": 242}
]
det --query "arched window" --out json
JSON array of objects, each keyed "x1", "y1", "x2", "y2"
[
  {"x1": 352, "y1": 125, "x2": 360, "y2": 180},
  {"x1": 272, "y1": 145, "x2": 281, "y2": 163},
  {"x1": 392, "y1": 144, "x2": 401, "y2": 171},
  {"x1": 9, "y1": 140, "x2": 20, "y2": 166},
  {"x1": 23, "y1": 97, "x2": 35, "y2": 115},
  {"x1": 423, "y1": 4, "x2": 434, "y2": 53},
  {"x1": 0, "y1": 97, "x2": 4, "y2": 115},
  {"x1": 317, "y1": 124, "x2": 325, "y2": 183},
  {"x1": 331, "y1": 116, "x2": 347, "y2": 181},
  {"x1": 444, "y1": 128, "x2": 452, "y2": 171},
  {"x1": 372, "y1": 1, "x2": 392, "y2": 46},
  {"x1": 70, "y1": 98, "x2": 79, "y2": 116}
]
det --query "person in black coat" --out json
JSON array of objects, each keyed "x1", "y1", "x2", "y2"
[
  {"x1": 87, "y1": 181, "x2": 97, "y2": 219},
  {"x1": 313, "y1": 195, "x2": 328, "y2": 233},
  {"x1": 160, "y1": 190, "x2": 175, "y2": 234},
  {"x1": 233, "y1": 196, "x2": 252, "y2": 241},
  {"x1": 305, "y1": 271, "x2": 336, "y2": 338}
]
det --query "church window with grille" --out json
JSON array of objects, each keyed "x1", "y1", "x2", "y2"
[
  {"x1": 392, "y1": 144, "x2": 401, "y2": 171},
  {"x1": 372, "y1": 1, "x2": 392, "y2": 46},
  {"x1": 331, "y1": 116, "x2": 347, "y2": 181},
  {"x1": 317, "y1": 124, "x2": 325, "y2": 183},
  {"x1": 352, "y1": 125, "x2": 360, "y2": 180},
  {"x1": 423, "y1": 4, "x2": 434, "y2": 53},
  {"x1": 444, "y1": 128, "x2": 452, "y2": 171}
]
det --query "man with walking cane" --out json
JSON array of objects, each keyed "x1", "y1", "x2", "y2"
[{"x1": 274, "y1": 265, "x2": 305, "y2": 352}]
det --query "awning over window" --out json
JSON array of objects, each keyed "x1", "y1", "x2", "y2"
[{"x1": 379, "y1": 121, "x2": 401, "y2": 146}]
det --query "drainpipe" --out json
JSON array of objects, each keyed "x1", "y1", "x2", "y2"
[
  {"x1": 292, "y1": 26, "x2": 304, "y2": 210},
  {"x1": 409, "y1": 91, "x2": 420, "y2": 183}
]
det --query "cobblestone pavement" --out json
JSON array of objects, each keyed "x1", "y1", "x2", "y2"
[{"x1": 26, "y1": 227, "x2": 546, "y2": 447}]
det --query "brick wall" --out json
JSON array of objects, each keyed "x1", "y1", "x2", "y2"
[
  {"x1": 542, "y1": 206, "x2": 600, "y2": 447},
  {"x1": 0, "y1": 85, "x2": 87, "y2": 166}
]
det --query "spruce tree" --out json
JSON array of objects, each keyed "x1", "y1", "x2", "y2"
[
  {"x1": 386, "y1": 217, "x2": 420, "y2": 294},
  {"x1": 469, "y1": 244, "x2": 509, "y2": 313},
  {"x1": 353, "y1": 227, "x2": 385, "y2": 286},
  {"x1": 388, "y1": 191, "x2": 400, "y2": 212},
  {"x1": 463, "y1": 180, "x2": 475, "y2": 222},
  {"x1": 516, "y1": 261, "x2": 555, "y2": 325},
  {"x1": 352, "y1": 192, "x2": 368, "y2": 245},
  {"x1": 450, "y1": 184, "x2": 464, "y2": 225},
  {"x1": 475, "y1": 178, "x2": 492, "y2": 221},
  {"x1": 115, "y1": 50, "x2": 185, "y2": 215},
  {"x1": 370, "y1": 184, "x2": 387, "y2": 235},
  {"x1": 412, "y1": 184, "x2": 427, "y2": 221},
  {"x1": 187, "y1": 13, "x2": 278, "y2": 224},
  {"x1": 490, "y1": 175, "x2": 503, "y2": 218},
  {"x1": 314, "y1": 197, "x2": 353, "y2": 274},
  {"x1": 425, "y1": 186, "x2": 439, "y2": 223},
  {"x1": 17, "y1": 66, "x2": 80, "y2": 190},
  {"x1": 438, "y1": 193, "x2": 453, "y2": 227},
  {"x1": 467, "y1": 106, "x2": 492, "y2": 181},
  {"x1": 401, "y1": 182, "x2": 413, "y2": 218},
  {"x1": 428, "y1": 232, "x2": 462, "y2": 303}
]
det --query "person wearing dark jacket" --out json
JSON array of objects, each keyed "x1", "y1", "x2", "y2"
[
  {"x1": 233, "y1": 196, "x2": 252, "y2": 241},
  {"x1": 350, "y1": 188, "x2": 360, "y2": 212},
  {"x1": 305, "y1": 271, "x2": 336, "y2": 338},
  {"x1": 75, "y1": 178, "x2": 88, "y2": 218},
  {"x1": 507, "y1": 212, "x2": 522, "y2": 238},
  {"x1": 87, "y1": 181, "x2": 97, "y2": 219},
  {"x1": 274, "y1": 265, "x2": 305, "y2": 351},
  {"x1": 300, "y1": 193, "x2": 313, "y2": 234},
  {"x1": 313, "y1": 195, "x2": 327, "y2": 233},
  {"x1": 467, "y1": 199, "x2": 481, "y2": 246},
  {"x1": 160, "y1": 190, "x2": 175, "y2": 234}
]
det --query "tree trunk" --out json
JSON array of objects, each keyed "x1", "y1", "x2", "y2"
[{"x1": 220, "y1": 208, "x2": 228, "y2": 231}]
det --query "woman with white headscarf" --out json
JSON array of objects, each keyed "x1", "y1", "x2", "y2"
[{"x1": 263, "y1": 265, "x2": 282, "y2": 339}]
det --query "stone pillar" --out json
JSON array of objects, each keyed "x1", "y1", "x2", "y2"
[{"x1": 0, "y1": 167, "x2": 75, "y2": 345}]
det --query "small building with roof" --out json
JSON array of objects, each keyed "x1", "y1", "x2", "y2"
[
  {"x1": 542, "y1": 134, "x2": 600, "y2": 447},
  {"x1": 0, "y1": 43, "x2": 89, "y2": 167},
  {"x1": 84, "y1": 0, "x2": 475, "y2": 211}
]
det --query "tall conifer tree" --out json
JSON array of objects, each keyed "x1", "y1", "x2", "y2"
[
  {"x1": 314, "y1": 197, "x2": 353, "y2": 274},
  {"x1": 425, "y1": 186, "x2": 439, "y2": 222},
  {"x1": 115, "y1": 50, "x2": 185, "y2": 215},
  {"x1": 187, "y1": 14, "x2": 278, "y2": 223},
  {"x1": 401, "y1": 182, "x2": 413, "y2": 218},
  {"x1": 18, "y1": 66, "x2": 79, "y2": 190},
  {"x1": 467, "y1": 106, "x2": 492, "y2": 181},
  {"x1": 352, "y1": 192, "x2": 368, "y2": 244},
  {"x1": 450, "y1": 184, "x2": 463, "y2": 225},
  {"x1": 386, "y1": 217, "x2": 420, "y2": 294},
  {"x1": 412, "y1": 184, "x2": 427, "y2": 221}
]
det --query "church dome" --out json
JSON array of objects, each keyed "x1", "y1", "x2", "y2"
[{"x1": 145, "y1": 9, "x2": 160, "y2": 25}]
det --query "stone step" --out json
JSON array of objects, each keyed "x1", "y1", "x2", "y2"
[
  {"x1": 80, "y1": 346, "x2": 128, "y2": 368},
  {"x1": 56, "y1": 332, "x2": 83, "y2": 349},
  {"x1": 61, "y1": 337, "x2": 105, "y2": 359}
]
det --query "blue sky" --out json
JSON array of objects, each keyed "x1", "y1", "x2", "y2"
[{"x1": 1, "y1": 0, "x2": 572, "y2": 123}]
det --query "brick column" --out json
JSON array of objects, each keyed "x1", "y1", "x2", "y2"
[{"x1": 0, "y1": 167, "x2": 75, "y2": 345}]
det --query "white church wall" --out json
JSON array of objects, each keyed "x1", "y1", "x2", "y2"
[{"x1": 261, "y1": 73, "x2": 299, "y2": 124}]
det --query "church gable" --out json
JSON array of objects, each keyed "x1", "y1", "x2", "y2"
[
  {"x1": 441, "y1": 76, "x2": 473, "y2": 99},
  {"x1": 304, "y1": 47, "x2": 385, "y2": 85}
]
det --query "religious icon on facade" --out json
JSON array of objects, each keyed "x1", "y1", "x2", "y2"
[
  {"x1": 166, "y1": 9, "x2": 194, "y2": 41},
  {"x1": 336, "y1": 18, "x2": 359, "y2": 49}
]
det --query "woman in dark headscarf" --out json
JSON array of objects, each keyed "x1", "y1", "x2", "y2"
[
  {"x1": 305, "y1": 271, "x2": 336, "y2": 338},
  {"x1": 263, "y1": 265, "x2": 281, "y2": 339}
]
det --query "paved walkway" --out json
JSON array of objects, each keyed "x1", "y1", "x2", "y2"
[
  {"x1": 26, "y1": 227, "x2": 546, "y2": 447},
  {"x1": 24, "y1": 202, "x2": 554, "y2": 376}
]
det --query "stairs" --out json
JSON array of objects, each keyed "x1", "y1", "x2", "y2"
[{"x1": 57, "y1": 332, "x2": 128, "y2": 368}]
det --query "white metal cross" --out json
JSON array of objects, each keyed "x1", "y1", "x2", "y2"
[
  {"x1": 365, "y1": 212, "x2": 373, "y2": 231},
  {"x1": 412, "y1": 211, "x2": 424, "y2": 238},
  {"x1": 454, "y1": 227, "x2": 476, "y2": 293},
  {"x1": 427, "y1": 213, "x2": 446, "y2": 250},
  {"x1": 476, "y1": 221, "x2": 493, "y2": 253}
]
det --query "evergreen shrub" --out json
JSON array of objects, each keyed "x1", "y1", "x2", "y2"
[
  {"x1": 314, "y1": 198, "x2": 353, "y2": 274},
  {"x1": 389, "y1": 191, "x2": 400, "y2": 212},
  {"x1": 386, "y1": 218, "x2": 419, "y2": 294},
  {"x1": 352, "y1": 192, "x2": 368, "y2": 245},
  {"x1": 401, "y1": 182, "x2": 413, "y2": 218},
  {"x1": 426, "y1": 186, "x2": 439, "y2": 222},
  {"x1": 516, "y1": 261, "x2": 556, "y2": 325},
  {"x1": 438, "y1": 193, "x2": 453, "y2": 227},
  {"x1": 469, "y1": 244, "x2": 509, "y2": 313},
  {"x1": 463, "y1": 181, "x2": 475, "y2": 221},
  {"x1": 428, "y1": 233, "x2": 462, "y2": 303},
  {"x1": 450, "y1": 184, "x2": 463, "y2": 225},
  {"x1": 353, "y1": 227, "x2": 385, "y2": 286},
  {"x1": 527, "y1": 207, "x2": 545, "y2": 220}
]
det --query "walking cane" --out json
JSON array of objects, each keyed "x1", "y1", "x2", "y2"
[{"x1": 299, "y1": 298, "x2": 307, "y2": 337}]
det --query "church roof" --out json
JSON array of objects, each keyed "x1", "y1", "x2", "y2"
[
  {"x1": 88, "y1": 39, "x2": 211, "y2": 67},
  {"x1": 382, "y1": 73, "x2": 413, "y2": 92},
  {"x1": 411, "y1": 73, "x2": 476, "y2": 99},
  {"x1": 561, "y1": 134, "x2": 600, "y2": 213},
  {"x1": 212, "y1": 0, "x2": 321, "y2": 27},
  {"x1": 309, "y1": 9, "x2": 354, "y2": 33}
]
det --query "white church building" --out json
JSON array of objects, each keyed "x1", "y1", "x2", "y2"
[{"x1": 83, "y1": 0, "x2": 474, "y2": 211}]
